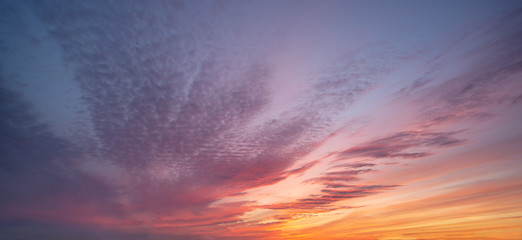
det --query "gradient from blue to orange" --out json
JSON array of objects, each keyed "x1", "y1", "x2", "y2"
[{"x1": 1, "y1": 0, "x2": 521, "y2": 239}]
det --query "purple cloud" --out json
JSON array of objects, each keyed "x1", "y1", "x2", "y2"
[{"x1": 1, "y1": 1, "x2": 521, "y2": 239}]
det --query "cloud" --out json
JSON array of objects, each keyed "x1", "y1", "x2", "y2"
[
  {"x1": 264, "y1": 152, "x2": 399, "y2": 213},
  {"x1": 264, "y1": 184, "x2": 399, "y2": 213},
  {"x1": 398, "y1": 8, "x2": 522, "y2": 128},
  {"x1": 1, "y1": 1, "x2": 521, "y2": 239},
  {"x1": 1, "y1": 1, "x2": 398, "y2": 237},
  {"x1": 266, "y1": 130, "x2": 465, "y2": 214},
  {"x1": 337, "y1": 131, "x2": 465, "y2": 160},
  {"x1": 21, "y1": 0, "x2": 399, "y2": 219},
  {"x1": 285, "y1": 160, "x2": 320, "y2": 176}
]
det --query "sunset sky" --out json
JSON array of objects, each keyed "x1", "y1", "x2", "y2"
[{"x1": 1, "y1": 0, "x2": 522, "y2": 239}]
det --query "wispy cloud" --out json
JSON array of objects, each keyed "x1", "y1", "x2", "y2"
[{"x1": 337, "y1": 131, "x2": 465, "y2": 160}]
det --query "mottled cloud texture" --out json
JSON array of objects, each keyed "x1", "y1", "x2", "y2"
[{"x1": 1, "y1": 0, "x2": 522, "y2": 239}]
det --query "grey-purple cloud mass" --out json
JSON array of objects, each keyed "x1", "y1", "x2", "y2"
[{"x1": 1, "y1": 0, "x2": 522, "y2": 239}]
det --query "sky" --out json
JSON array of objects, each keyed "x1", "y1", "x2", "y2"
[{"x1": 1, "y1": 0, "x2": 522, "y2": 239}]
